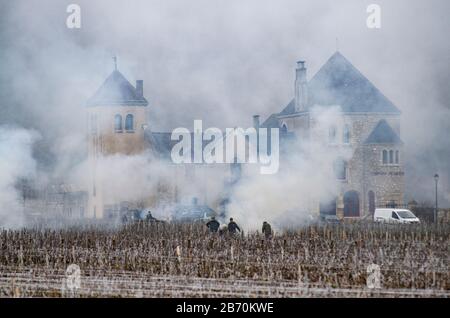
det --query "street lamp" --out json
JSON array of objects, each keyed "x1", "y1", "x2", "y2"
[{"x1": 434, "y1": 174, "x2": 439, "y2": 224}]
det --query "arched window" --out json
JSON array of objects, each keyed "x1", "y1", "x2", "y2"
[
  {"x1": 333, "y1": 158, "x2": 347, "y2": 180},
  {"x1": 114, "y1": 114, "x2": 122, "y2": 131},
  {"x1": 389, "y1": 150, "x2": 394, "y2": 164},
  {"x1": 382, "y1": 150, "x2": 388, "y2": 164},
  {"x1": 281, "y1": 124, "x2": 288, "y2": 135},
  {"x1": 329, "y1": 125, "x2": 337, "y2": 143},
  {"x1": 343, "y1": 124, "x2": 350, "y2": 144},
  {"x1": 125, "y1": 114, "x2": 134, "y2": 131},
  {"x1": 395, "y1": 150, "x2": 399, "y2": 164}
]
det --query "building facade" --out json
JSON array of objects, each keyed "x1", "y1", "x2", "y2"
[
  {"x1": 86, "y1": 69, "x2": 149, "y2": 218},
  {"x1": 85, "y1": 51, "x2": 405, "y2": 219},
  {"x1": 261, "y1": 52, "x2": 404, "y2": 218}
]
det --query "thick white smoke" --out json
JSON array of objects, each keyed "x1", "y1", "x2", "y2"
[
  {"x1": 83, "y1": 150, "x2": 227, "y2": 220},
  {"x1": 227, "y1": 106, "x2": 351, "y2": 231},
  {"x1": 0, "y1": 126, "x2": 39, "y2": 228},
  {"x1": 0, "y1": 0, "x2": 449, "y2": 229}
]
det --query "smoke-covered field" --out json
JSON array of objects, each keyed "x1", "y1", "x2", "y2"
[{"x1": 0, "y1": 222, "x2": 448, "y2": 298}]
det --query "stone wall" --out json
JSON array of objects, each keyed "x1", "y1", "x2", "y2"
[{"x1": 281, "y1": 111, "x2": 404, "y2": 218}]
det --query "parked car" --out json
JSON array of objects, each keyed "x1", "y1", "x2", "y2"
[
  {"x1": 320, "y1": 214, "x2": 341, "y2": 224},
  {"x1": 121, "y1": 209, "x2": 165, "y2": 224},
  {"x1": 373, "y1": 208, "x2": 420, "y2": 224}
]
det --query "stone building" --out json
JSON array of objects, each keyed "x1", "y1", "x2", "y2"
[
  {"x1": 85, "y1": 65, "x2": 233, "y2": 219},
  {"x1": 86, "y1": 67, "x2": 150, "y2": 218},
  {"x1": 85, "y1": 51, "x2": 405, "y2": 220},
  {"x1": 261, "y1": 51, "x2": 404, "y2": 218}
]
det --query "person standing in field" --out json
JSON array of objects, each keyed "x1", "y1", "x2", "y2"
[
  {"x1": 206, "y1": 216, "x2": 220, "y2": 233},
  {"x1": 227, "y1": 218, "x2": 241, "y2": 234},
  {"x1": 262, "y1": 221, "x2": 272, "y2": 239},
  {"x1": 145, "y1": 211, "x2": 157, "y2": 222}
]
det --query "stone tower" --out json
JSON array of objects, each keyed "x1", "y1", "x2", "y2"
[{"x1": 86, "y1": 65, "x2": 149, "y2": 218}]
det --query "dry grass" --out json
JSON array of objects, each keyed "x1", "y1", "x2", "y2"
[{"x1": 0, "y1": 222, "x2": 448, "y2": 297}]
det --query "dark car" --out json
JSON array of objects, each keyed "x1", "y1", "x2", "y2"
[{"x1": 320, "y1": 215, "x2": 341, "y2": 224}]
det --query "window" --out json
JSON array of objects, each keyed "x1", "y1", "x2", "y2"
[
  {"x1": 397, "y1": 210, "x2": 416, "y2": 219},
  {"x1": 281, "y1": 124, "x2": 288, "y2": 135},
  {"x1": 343, "y1": 125, "x2": 350, "y2": 144},
  {"x1": 114, "y1": 114, "x2": 122, "y2": 131},
  {"x1": 329, "y1": 126, "x2": 337, "y2": 143},
  {"x1": 344, "y1": 191, "x2": 360, "y2": 217},
  {"x1": 392, "y1": 211, "x2": 399, "y2": 220},
  {"x1": 125, "y1": 114, "x2": 134, "y2": 131},
  {"x1": 333, "y1": 158, "x2": 347, "y2": 180},
  {"x1": 382, "y1": 150, "x2": 388, "y2": 164},
  {"x1": 383, "y1": 149, "x2": 400, "y2": 165}
]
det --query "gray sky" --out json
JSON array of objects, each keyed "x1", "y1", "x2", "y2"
[{"x1": 0, "y1": 0, "x2": 449, "y2": 204}]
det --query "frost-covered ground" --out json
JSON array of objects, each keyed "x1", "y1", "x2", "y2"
[
  {"x1": 0, "y1": 222, "x2": 448, "y2": 297},
  {"x1": 1, "y1": 268, "x2": 448, "y2": 298}
]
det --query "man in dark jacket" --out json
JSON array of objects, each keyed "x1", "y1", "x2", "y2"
[
  {"x1": 262, "y1": 221, "x2": 272, "y2": 239},
  {"x1": 206, "y1": 217, "x2": 220, "y2": 233},
  {"x1": 228, "y1": 218, "x2": 241, "y2": 234},
  {"x1": 146, "y1": 211, "x2": 157, "y2": 222}
]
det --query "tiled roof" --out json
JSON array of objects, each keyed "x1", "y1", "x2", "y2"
[
  {"x1": 364, "y1": 119, "x2": 403, "y2": 144},
  {"x1": 87, "y1": 70, "x2": 148, "y2": 107},
  {"x1": 260, "y1": 113, "x2": 281, "y2": 128},
  {"x1": 266, "y1": 51, "x2": 401, "y2": 121},
  {"x1": 306, "y1": 52, "x2": 400, "y2": 113}
]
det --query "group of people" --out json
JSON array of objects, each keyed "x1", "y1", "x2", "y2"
[
  {"x1": 206, "y1": 217, "x2": 273, "y2": 238},
  {"x1": 122, "y1": 210, "x2": 272, "y2": 238}
]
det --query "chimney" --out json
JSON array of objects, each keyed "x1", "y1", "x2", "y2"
[
  {"x1": 295, "y1": 61, "x2": 308, "y2": 112},
  {"x1": 136, "y1": 80, "x2": 143, "y2": 98},
  {"x1": 253, "y1": 115, "x2": 260, "y2": 130}
]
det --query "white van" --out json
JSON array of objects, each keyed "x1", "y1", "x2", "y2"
[{"x1": 373, "y1": 208, "x2": 420, "y2": 224}]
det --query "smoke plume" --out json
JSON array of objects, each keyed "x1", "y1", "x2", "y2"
[
  {"x1": 0, "y1": 0, "x2": 449, "y2": 228},
  {"x1": 0, "y1": 126, "x2": 39, "y2": 227}
]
